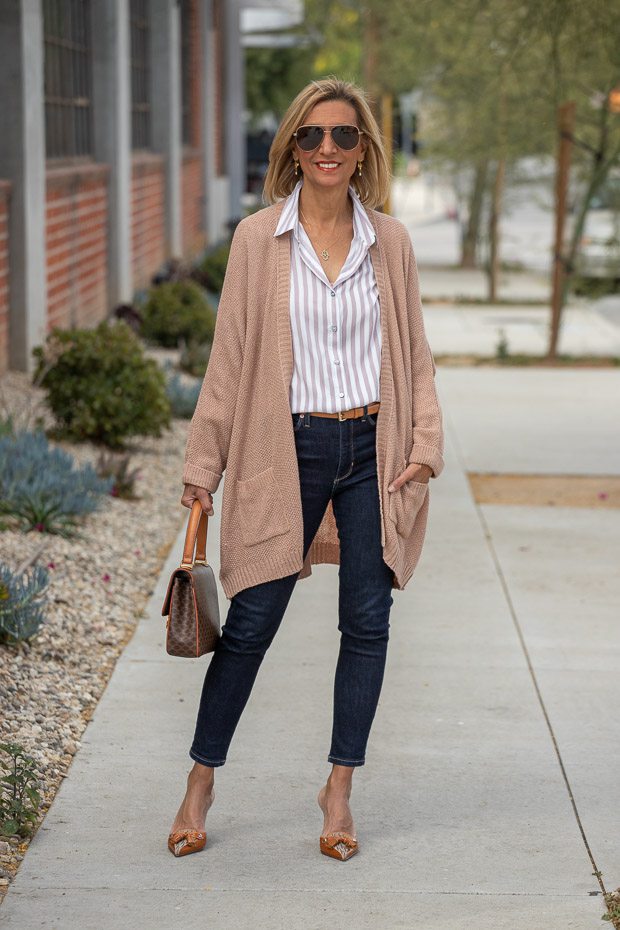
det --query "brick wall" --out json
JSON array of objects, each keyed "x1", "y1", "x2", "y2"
[
  {"x1": 131, "y1": 154, "x2": 166, "y2": 289},
  {"x1": 1, "y1": 0, "x2": 229, "y2": 373},
  {"x1": 45, "y1": 164, "x2": 109, "y2": 332},
  {"x1": 0, "y1": 181, "x2": 11, "y2": 375}
]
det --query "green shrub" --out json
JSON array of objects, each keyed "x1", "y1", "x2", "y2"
[
  {"x1": 571, "y1": 275, "x2": 620, "y2": 298},
  {"x1": 495, "y1": 328, "x2": 510, "y2": 360},
  {"x1": 0, "y1": 414, "x2": 15, "y2": 438},
  {"x1": 178, "y1": 338, "x2": 212, "y2": 378},
  {"x1": 0, "y1": 742, "x2": 42, "y2": 838},
  {"x1": 140, "y1": 280, "x2": 216, "y2": 348},
  {"x1": 193, "y1": 240, "x2": 231, "y2": 294},
  {"x1": 94, "y1": 449, "x2": 141, "y2": 500},
  {"x1": 32, "y1": 321, "x2": 172, "y2": 449}
]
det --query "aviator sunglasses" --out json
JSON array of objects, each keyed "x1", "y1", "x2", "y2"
[{"x1": 293, "y1": 124, "x2": 365, "y2": 152}]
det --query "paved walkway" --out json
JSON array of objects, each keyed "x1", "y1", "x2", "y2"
[
  {"x1": 418, "y1": 266, "x2": 552, "y2": 303},
  {"x1": 422, "y1": 302, "x2": 620, "y2": 357},
  {"x1": 1, "y1": 367, "x2": 618, "y2": 929}
]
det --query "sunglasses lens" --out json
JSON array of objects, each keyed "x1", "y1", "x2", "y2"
[
  {"x1": 296, "y1": 126, "x2": 324, "y2": 151},
  {"x1": 332, "y1": 126, "x2": 360, "y2": 150},
  {"x1": 295, "y1": 125, "x2": 361, "y2": 151}
]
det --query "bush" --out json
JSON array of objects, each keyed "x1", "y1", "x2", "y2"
[
  {"x1": 32, "y1": 320, "x2": 172, "y2": 449},
  {"x1": 192, "y1": 240, "x2": 231, "y2": 294},
  {"x1": 0, "y1": 414, "x2": 15, "y2": 438},
  {"x1": 570, "y1": 275, "x2": 620, "y2": 298},
  {"x1": 178, "y1": 338, "x2": 212, "y2": 378},
  {"x1": 165, "y1": 371, "x2": 202, "y2": 419},
  {"x1": 140, "y1": 280, "x2": 216, "y2": 348},
  {"x1": 94, "y1": 450, "x2": 142, "y2": 500},
  {"x1": 0, "y1": 560, "x2": 50, "y2": 643},
  {"x1": 0, "y1": 742, "x2": 42, "y2": 838},
  {"x1": 0, "y1": 429, "x2": 115, "y2": 536}
]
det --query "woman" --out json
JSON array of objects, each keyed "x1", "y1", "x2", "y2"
[{"x1": 168, "y1": 77, "x2": 444, "y2": 861}]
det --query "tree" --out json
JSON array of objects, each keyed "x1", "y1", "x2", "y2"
[
  {"x1": 245, "y1": 46, "x2": 315, "y2": 125},
  {"x1": 523, "y1": 0, "x2": 620, "y2": 355}
]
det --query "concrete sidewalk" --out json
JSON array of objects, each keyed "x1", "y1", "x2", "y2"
[
  {"x1": 1, "y1": 369, "x2": 618, "y2": 929},
  {"x1": 419, "y1": 266, "x2": 552, "y2": 304},
  {"x1": 421, "y1": 301, "x2": 620, "y2": 357}
]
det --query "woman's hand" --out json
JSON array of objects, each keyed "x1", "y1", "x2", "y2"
[
  {"x1": 181, "y1": 483, "x2": 214, "y2": 516},
  {"x1": 388, "y1": 463, "x2": 432, "y2": 493}
]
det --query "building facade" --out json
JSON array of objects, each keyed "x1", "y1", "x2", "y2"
[{"x1": 0, "y1": 0, "x2": 237, "y2": 376}]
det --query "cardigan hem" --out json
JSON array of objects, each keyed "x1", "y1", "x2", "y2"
[
  {"x1": 298, "y1": 540, "x2": 341, "y2": 580},
  {"x1": 219, "y1": 551, "x2": 304, "y2": 600}
]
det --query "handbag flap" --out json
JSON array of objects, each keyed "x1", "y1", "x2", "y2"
[{"x1": 161, "y1": 567, "x2": 192, "y2": 616}]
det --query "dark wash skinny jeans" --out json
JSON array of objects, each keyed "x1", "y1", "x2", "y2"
[{"x1": 189, "y1": 405, "x2": 395, "y2": 768}]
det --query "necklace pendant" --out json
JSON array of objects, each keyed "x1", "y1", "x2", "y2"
[{"x1": 321, "y1": 248, "x2": 329, "y2": 260}]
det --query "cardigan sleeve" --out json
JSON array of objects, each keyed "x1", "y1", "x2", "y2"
[
  {"x1": 403, "y1": 236, "x2": 445, "y2": 478},
  {"x1": 182, "y1": 222, "x2": 248, "y2": 493}
]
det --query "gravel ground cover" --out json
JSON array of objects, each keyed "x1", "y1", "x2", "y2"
[{"x1": 0, "y1": 370, "x2": 189, "y2": 900}]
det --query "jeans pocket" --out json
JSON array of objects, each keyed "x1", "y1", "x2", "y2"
[
  {"x1": 366, "y1": 410, "x2": 378, "y2": 426},
  {"x1": 293, "y1": 413, "x2": 304, "y2": 432}
]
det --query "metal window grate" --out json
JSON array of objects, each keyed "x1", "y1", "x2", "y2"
[
  {"x1": 43, "y1": 0, "x2": 93, "y2": 159},
  {"x1": 130, "y1": 0, "x2": 151, "y2": 150},
  {"x1": 180, "y1": 0, "x2": 193, "y2": 146}
]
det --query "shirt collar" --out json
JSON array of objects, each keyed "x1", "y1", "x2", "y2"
[{"x1": 273, "y1": 177, "x2": 376, "y2": 248}]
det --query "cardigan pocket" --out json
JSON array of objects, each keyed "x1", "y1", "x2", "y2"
[
  {"x1": 388, "y1": 478, "x2": 428, "y2": 539},
  {"x1": 236, "y1": 466, "x2": 291, "y2": 547}
]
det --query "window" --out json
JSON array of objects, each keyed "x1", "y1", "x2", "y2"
[
  {"x1": 130, "y1": 0, "x2": 151, "y2": 150},
  {"x1": 43, "y1": 0, "x2": 93, "y2": 159},
  {"x1": 180, "y1": 0, "x2": 194, "y2": 146}
]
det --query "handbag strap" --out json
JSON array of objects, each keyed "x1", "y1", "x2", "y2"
[{"x1": 180, "y1": 498, "x2": 209, "y2": 568}]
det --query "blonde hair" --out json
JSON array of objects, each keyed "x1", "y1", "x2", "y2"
[{"x1": 262, "y1": 77, "x2": 391, "y2": 210}]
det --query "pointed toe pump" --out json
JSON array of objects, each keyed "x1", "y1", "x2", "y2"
[
  {"x1": 167, "y1": 828, "x2": 207, "y2": 857},
  {"x1": 320, "y1": 831, "x2": 359, "y2": 861}
]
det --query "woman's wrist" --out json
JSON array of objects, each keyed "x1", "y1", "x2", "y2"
[{"x1": 409, "y1": 463, "x2": 433, "y2": 482}]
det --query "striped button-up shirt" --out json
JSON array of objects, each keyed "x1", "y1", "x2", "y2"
[{"x1": 274, "y1": 177, "x2": 381, "y2": 414}]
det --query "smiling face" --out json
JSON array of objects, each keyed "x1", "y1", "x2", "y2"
[{"x1": 292, "y1": 99, "x2": 368, "y2": 193}]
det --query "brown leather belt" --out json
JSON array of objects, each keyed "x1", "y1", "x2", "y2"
[{"x1": 304, "y1": 401, "x2": 380, "y2": 422}]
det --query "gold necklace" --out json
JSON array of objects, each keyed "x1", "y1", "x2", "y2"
[{"x1": 299, "y1": 206, "x2": 351, "y2": 261}]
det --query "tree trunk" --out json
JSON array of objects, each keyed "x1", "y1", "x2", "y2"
[
  {"x1": 363, "y1": 8, "x2": 380, "y2": 124},
  {"x1": 548, "y1": 101, "x2": 575, "y2": 359},
  {"x1": 487, "y1": 158, "x2": 505, "y2": 303},
  {"x1": 548, "y1": 100, "x2": 617, "y2": 358},
  {"x1": 461, "y1": 160, "x2": 488, "y2": 268}
]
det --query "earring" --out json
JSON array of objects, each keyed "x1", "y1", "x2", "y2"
[
  {"x1": 357, "y1": 160, "x2": 363, "y2": 176},
  {"x1": 294, "y1": 159, "x2": 299, "y2": 176}
]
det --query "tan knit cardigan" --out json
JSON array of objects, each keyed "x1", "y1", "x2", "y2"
[{"x1": 182, "y1": 199, "x2": 444, "y2": 600}]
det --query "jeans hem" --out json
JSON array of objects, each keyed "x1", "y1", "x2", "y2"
[
  {"x1": 328, "y1": 755, "x2": 365, "y2": 767},
  {"x1": 189, "y1": 748, "x2": 226, "y2": 767}
]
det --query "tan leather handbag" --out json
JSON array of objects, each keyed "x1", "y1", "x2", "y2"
[{"x1": 161, "y1": 499, "x2": 221, "y2": 657}]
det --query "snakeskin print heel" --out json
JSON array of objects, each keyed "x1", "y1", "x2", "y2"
[
  {"x1": 167, "y1": 828, "x2": 207, "y2": 857},
  {"x1": 320, "y1": 831, "x2": 358, "y2": 860}
]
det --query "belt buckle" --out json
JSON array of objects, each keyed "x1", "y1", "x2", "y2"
[{"x1": 338, "y1": 410, "x2": 346, "y2": 421}]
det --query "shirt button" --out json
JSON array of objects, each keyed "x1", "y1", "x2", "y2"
[
  {"x1": 331, "y1": 291, "x2": 335, "y2": 297},
  {"x1": 339, "y1": 392, "x2": 344, "y2": 398},
  {"x1": 334, "y1": 359, "x2": 340, "y2": 364},
  {"x1": 331, "y1": 325, "x2": 337, "y2": 331}
]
